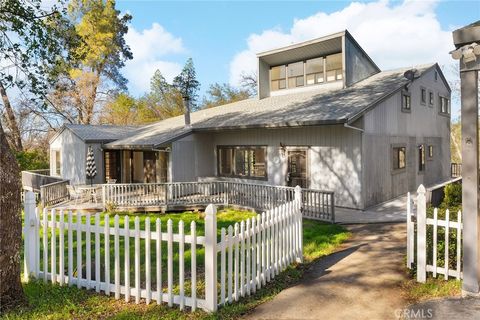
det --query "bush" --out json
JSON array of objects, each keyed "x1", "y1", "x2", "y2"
[
  {"x1": 16, "y1": 149, "x2": 49, "y2": 171},
  {"x1": 443, "y1": 182, "x2": 461, "y2": 207}
]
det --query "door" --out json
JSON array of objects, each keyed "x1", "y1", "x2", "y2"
[
  {"x1": 104, "y1": 150, "x2": 121, "y2": 183},
  {"x1": 143, "y1": 151, "x2": 157, "y2": 183},
  {"x1": 287, "y1": 149, "x2": 308, "y2": 188}
]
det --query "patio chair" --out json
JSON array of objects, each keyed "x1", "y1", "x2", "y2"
[
  {"x1": 67, "y1": 185, "x2": 83, "y2": 205},
  {"x1": 106, "y1": 179, "x2": 117, "y2": 184}
]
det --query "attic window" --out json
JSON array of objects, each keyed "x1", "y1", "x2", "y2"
[
  {"x1": 401, "y1": 91, "x2": 411, "y2": 112},
  {"x1": 270, "y1": 65, "x2": 286, "y2": 91},
  {"x1": 326, "y1": 53, "x2": 342, "y2": 82},
  {"x1": 287, "y1": 62, "x2": 304, "y2": 88},
  {"x1": 306, "y1": 57, "x2": 324, "y2": 85}
]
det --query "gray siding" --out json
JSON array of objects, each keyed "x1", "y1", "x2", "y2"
[
  {"x1": 345, "y1": 36, "x2": 379, "y2": 86},
  {"x1": 362, "y1": 66, "x2": 451, "y2": 207},
  {"x1": 50, "y1": 129, "x2": 104, "y2": 185},
  {"x1": 209, "y1": 126, "x2": 363, "y2": 209}
]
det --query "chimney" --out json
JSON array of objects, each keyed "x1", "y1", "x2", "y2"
[{"x1": 183, "y1": 96, "x2": 191, "y2": 126}]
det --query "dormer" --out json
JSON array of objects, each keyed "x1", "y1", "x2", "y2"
[{"x1": 257, "y1": 30, "x2": 380, "y2": 99}]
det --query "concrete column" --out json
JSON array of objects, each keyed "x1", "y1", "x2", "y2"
[{"x1": 461, "y1": 70, "x2": 480, "y2": 294}]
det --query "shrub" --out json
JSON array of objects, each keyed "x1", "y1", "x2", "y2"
[
  {"x1": 16, "y1": 149, "x2": 49, "y2": 171},
  {"x1": 443, "y1": 182, "x2": 462, "y2": 207}
]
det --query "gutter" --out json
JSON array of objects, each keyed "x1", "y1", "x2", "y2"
[{"x1": 344, "y1": 122, "x2": 364, "y2": 132}]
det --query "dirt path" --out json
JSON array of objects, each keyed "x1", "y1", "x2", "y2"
[{"x1": 244, "y1": 223, "x2": 408, "y2": 320}]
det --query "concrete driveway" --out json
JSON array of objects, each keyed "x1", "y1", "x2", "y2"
[{"x1": 244, "y1": 223, "x2": 407, "y2": 320}]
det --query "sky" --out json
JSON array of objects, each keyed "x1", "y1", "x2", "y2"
[{"x1": 117, "y1": 0, "x2": 480, "y2": 116}]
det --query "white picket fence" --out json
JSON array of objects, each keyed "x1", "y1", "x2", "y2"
[
  {"x1": 23, "y1": 187, "x2": 303, "y2": 312},
  {"x1": 406, "y1": 185, "x2": 463, "y2": 282}
]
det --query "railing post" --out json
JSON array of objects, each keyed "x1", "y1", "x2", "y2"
[
  {"x1": 330, "y1": 193, "x2": 335, "y2": 223},
  {"x1": 24, "y1": 191, "x2": 38, "y2": 281},
  {"x1": 294, "y1": 186, "x2": 303, "y2": 263},
  {"x1": 102, "y1": 185, "x2": 106, "y2": 209},
  {"x1": 416, "y1": 184, "x2": 427, "y2": 283},
  {"x1": 204, "y1": 204, "x2": 218, "y2": 312}
]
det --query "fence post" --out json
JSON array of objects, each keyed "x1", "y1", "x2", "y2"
[
  {"x1": 416, "y1": 185, "x2": 427, "y2": 283},
  {"x1": 294, "y1": 186, "x2": 303, "y2": 263},
  {"x1": 204, "y1": 204, "x2": 218, "y2": 312},
  {"x1": 406, "y1": 192, "x2": 413, "y2": 269},
  {"x1": 23, "y1": 191, "x2": 37, "y2": 281}
]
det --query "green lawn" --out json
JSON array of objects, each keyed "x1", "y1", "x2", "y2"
[{"x1": 4, "y1": 211, "x2": 350, "y2": 320}]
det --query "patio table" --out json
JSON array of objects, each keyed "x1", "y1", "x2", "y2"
[{"x1": 76, "y1": 185, "x2": 101, "y2": 203}]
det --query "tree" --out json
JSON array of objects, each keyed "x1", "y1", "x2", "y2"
[
  {"x1": 0, "y1": 0, "x2": 66, "y2": 152},
  {"x1": 201, "y1": 83, "x2": 251, "y2": 109},
  {"x1": 99, "y1": 93, "x2": 137, "y2": 125},
  {"x1": 239, "y1": 71, "x2": 258, "y2": 97},
  {"x1": 46, "y1": 0, "x2": 132, "y2": 125},
  {"x1": 0, "y1": 0, "x2": 67, "y2": 309},
  {"x1": 173, "y1": 58, "x2": 200, "y2": 111}
]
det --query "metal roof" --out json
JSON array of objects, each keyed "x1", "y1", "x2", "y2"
[
  {"x1": 56, "y1": 124, "x2": 144, "y2": 143},
  {"x1": 103, "y1": 63, "x2": 437, "y2": 150}
]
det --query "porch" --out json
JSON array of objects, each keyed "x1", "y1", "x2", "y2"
[{"x1": 49, "y1": 181, "x2": 336, "y2": 223}]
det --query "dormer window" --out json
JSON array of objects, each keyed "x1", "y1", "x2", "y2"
[
  {"x1": 288, "y1": 62, "x2": 304, "y2": 88},
  {"x1": 326, "y1": 53, "x2": 343, "y2": 81},
  {"x1": 270, "y1": 65, "x2": 286, "y2": 91},
  {"x1": 269, "y1": 52, "x2": 343, "y2": 92},
  {"x1": 306, "y1": 57, "x2": 324, "y2": 85}
]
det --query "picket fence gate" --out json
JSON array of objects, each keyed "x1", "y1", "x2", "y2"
[
  {"x1": 406, "y1": 185, "x2": 463, "y2": 283},
  {"x1": 23, "y1": 187, "x2": 303, "y2": 312}
]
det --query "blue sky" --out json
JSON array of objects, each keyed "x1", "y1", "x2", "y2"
[{"x1": 117, "y1": 0, "x2": 479, "y2": 115}]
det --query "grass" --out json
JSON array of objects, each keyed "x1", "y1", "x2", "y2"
[
  {"x1": 4, "y1": 212, "x2": 350, "y2": 320},
  {"x1": 402, "y1": 276, "x2": 462, "y2": 303}
]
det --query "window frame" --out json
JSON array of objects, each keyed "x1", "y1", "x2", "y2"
[
  {"x1": 217, "y1": 145, "x2": 268, "y2": 180},
  {"x1": 420, "y1": 86, "x2": 427, "y2": 105},
  {"x1": 418, "y1": 145, "x2": 426, "y2": 173},
  {"x1": 428, "y1": 90, "x2": 434, "y2": 107},
  {"x1": 438, "y1": 95, "x2": 451, "y2": 116},
  {"x1": 270, "y1": 65, "x2": 287, "y2": 91},
  {"x1": 392, "y1": 145, "x2": 407, "y2": 172},
  {"x1": 52, "y1": 149, "x2": 61, "y2": 176},
  {"x1": 401, "y1": 91, "x2": 411, "y2": 113},
  {"x1": 428, "y1": 145, "x2": 434, "y2": 160}
]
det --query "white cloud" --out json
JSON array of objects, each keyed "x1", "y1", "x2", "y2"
[
  {"x1": 124, "y1": 23, "x2": 185, "y2": 95},
  {"x1": 229, "y1": 0, "x2": 454, "y2": 86}
]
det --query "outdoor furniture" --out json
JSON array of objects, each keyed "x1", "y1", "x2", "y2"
[
  {"x1": 66, "y1": 185, "x2": 83, "y2": 205},
  {"x1": 77, "y1": 185, "x2": 100, "y2": 204},
  {"x1": 107, "y1": 179, "x2": 117, "y2": 184}
]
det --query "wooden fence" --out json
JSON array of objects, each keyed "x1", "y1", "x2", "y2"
[
  {"x1": 23, "y1": 188, "x2": 303, "y2": 312},
  {"x1": 406, "y1": 185, "x2": 463, "y2": 282},
  {"x1": 102, "y1": 181, "x2": 334, "y2": 223},
  {"x1": 40, "y1": 180, "x2": 70, "y2": 207}
]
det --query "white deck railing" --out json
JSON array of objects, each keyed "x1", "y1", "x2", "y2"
[
  {"x1": 101, "y1": 181, "x2": 334, "y2": 223},
  {"x1": 23, "y1": 189, "x2": 303, "y2": 312}
]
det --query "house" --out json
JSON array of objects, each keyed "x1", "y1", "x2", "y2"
[{"x1": 49, "y1": 30, "x2": 451, "y2": 209}]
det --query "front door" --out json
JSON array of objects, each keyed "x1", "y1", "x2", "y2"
[
  {"x1": 143, "y1": 151, "x2": 157, "y2": 183},
  {"x1": 287, "y1": 149, "x2": 308, "y2": 188}
]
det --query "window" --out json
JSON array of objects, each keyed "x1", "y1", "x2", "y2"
[
  {"x1": 270, "y1": 65, "x2": 286, "y2": 91},
  {"x1": 402, "y1": 92, "x2": 411, "y2": 111},
  {"x1": 439, "y1": 96, "x2": 450, "y2": 115},
  {"x1": 287, "y1": 61, "x2": 304, "y2": 88},
  {"x1": 434, "y1": 70, "x2": 438, "y2": 81},
  {"x1": 418, "y1": 145, "x2": 425, "y2": 172},
  {"x1": 393, "y1": 146, "x2": 406, "y2": 170},
  {"x1": 306, "y1": 57, "x2": 324, "y2": 85},
  {"x1": 428, "y1": 145, "x2": 433, "y2": 158},
  {"x1": 326, "y1": 53, "x2": 342, "y2": 82},
  {"x1": 218, "y1": 146, "x2": 267, "y2": 179},
  {"x1": 429, "y1": 91, "x2": 434, "y2": 106},
  {"x1": 54, "y1": 150, "x2": 61, "y2": 176},
  {"x1": 420, "y1": 87, "x2": 426, "y2": 105}
]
